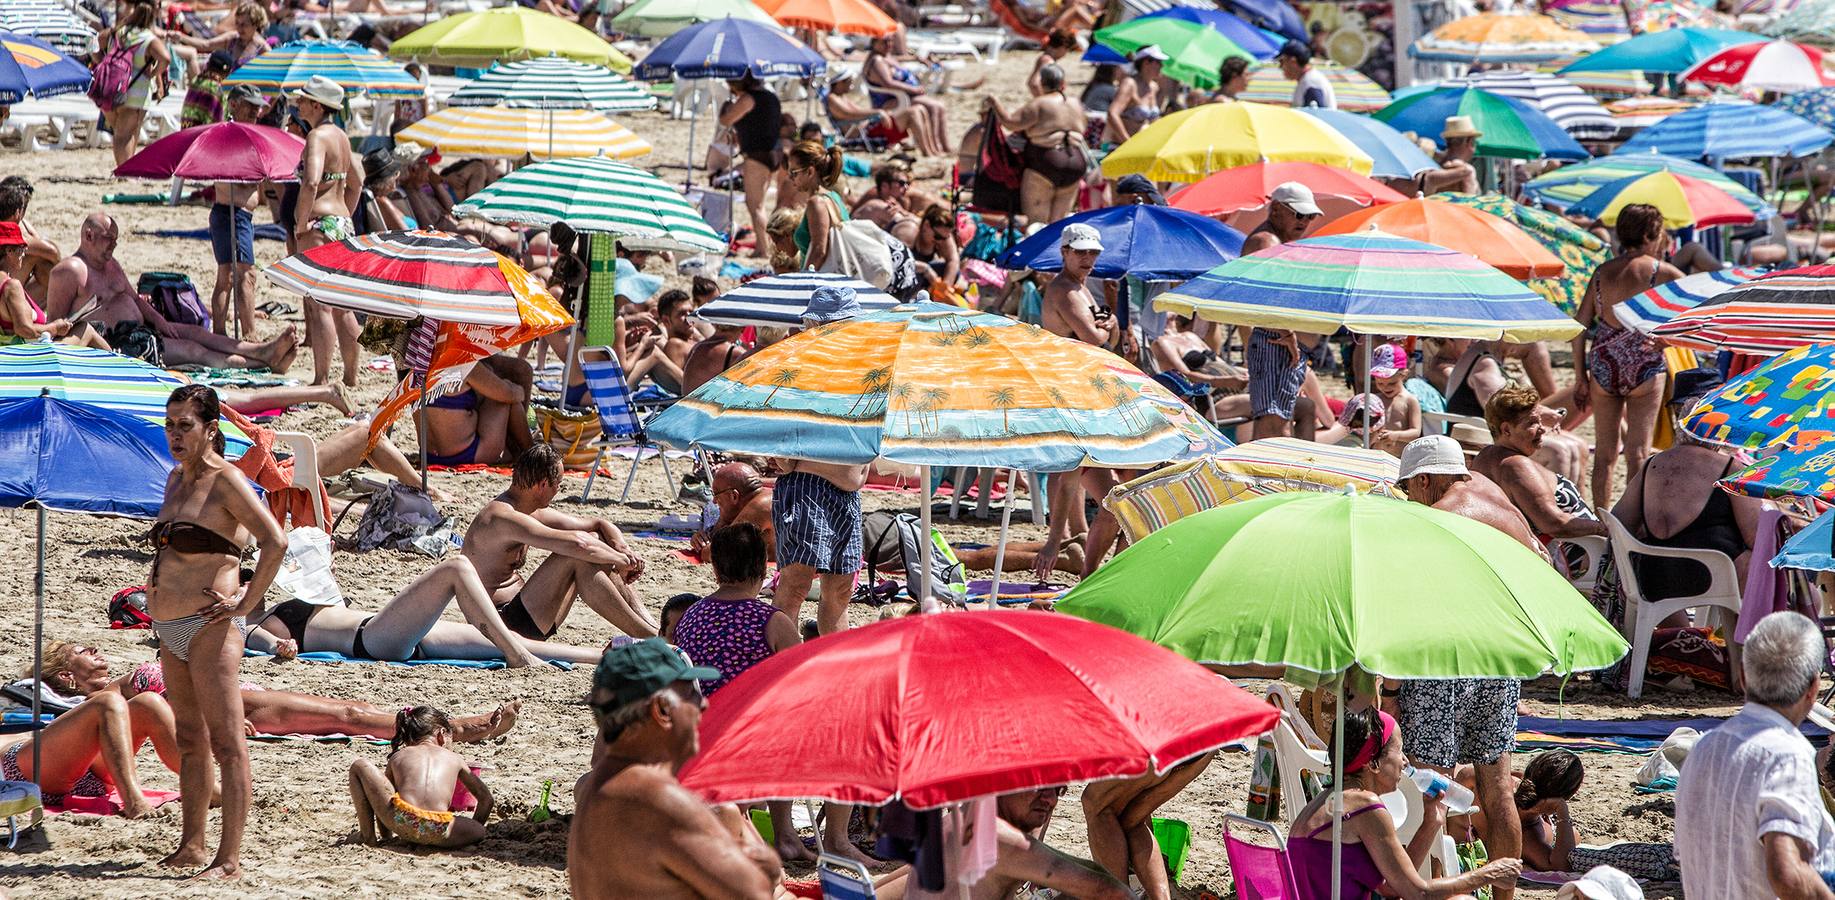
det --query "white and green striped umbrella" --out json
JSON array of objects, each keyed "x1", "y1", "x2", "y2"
[
  {"x1": 448, "y1": 57, "x2": 657, "y2": 112},
  {"x1": 452, "y1": 156, "x2": 725, "y2": 252}
]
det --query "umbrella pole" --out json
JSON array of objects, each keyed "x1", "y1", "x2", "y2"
[
  {"x1": 417, "y1": 393, "x2": 429, "y2": 488},
  {"x1": 1361, "y1": 336, "x2": 1372, "y2": 450},
  {"x1": 31, "y1": 505, "x2": 45, "y2": 789},
  {"x1": 685, "y1": 91, "x2": 699, "y2": 189},
  {"x1": 1330, "y1": 677, "x2": 1346, "y2": 900},
  {"x1": 985, "y1": 468, "x2": 1018, "y2": 608},
  {"x1": 919, "y1": 465, "x2": 939, "y2": 614}
]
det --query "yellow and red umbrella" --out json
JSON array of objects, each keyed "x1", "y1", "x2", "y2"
[{"x1": 1566, "y1": 170, "x2": 1757, "y2": 228}]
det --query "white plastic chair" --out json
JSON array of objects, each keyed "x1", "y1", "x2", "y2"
[
  {"x1": 1599, "y1": 507, "x2": 1743, "y2": 699},
  {"x1": 1421, "y1": 410, "x2": 1488, "y2": 439},
  {"x1": 1264, "y1": 683, "x2": 1327, "y2": 749},
  {"x1": 1551, "y1": 534, "x2": 1609, "y2": 594},
  {"x1": 275, "y1": 430, "x2": 328, "y2": 530}
]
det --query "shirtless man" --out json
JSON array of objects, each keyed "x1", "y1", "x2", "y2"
[
  {"x1": 1397, "y1": 435, "x2": 1547, "y2": 558},
  {"x1": 654, "y1": 290, "x2": 696, "y2": 393},
  {"x1": 1418, "y1": 116, "x2": 1481, "y2": 196},
  {"x1": 852, "y1": 164, "x2": 922, "y2": 245},
  {"x1": 0, "y1": 178, "x2": 57, "y2": 303},
  {"x1": 462, "y1": 445, "x2": 660, "y2": 642},
  {"x1": 570, "y1": 639, "x2": 779, "y2": 900},
  {"x1": 878, "y1": 788, "x2": 1132, "y2": 900},
  {"x1": 681, "y1": 322, "x2": 747, "y2": 394},
  {"x1": 1242, "y1": 184, "x2": 1325, "y2": 440},
  {"x1": 691, "y1": 462, "x2": 773, "y2": 562},
  {"x1": 1037, "y1": 223, "x2": 1123, "y2": 580},
  {"x1": 46, "y1": 213, "x2": 297, "y2": 370},
  {"x1": 1471, "y1": 386, "x2": 1606, "y2": 546}
]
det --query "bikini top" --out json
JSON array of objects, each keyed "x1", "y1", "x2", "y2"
[{"x1": 151, "y1": 519, "x2": 244, "y2": 557}]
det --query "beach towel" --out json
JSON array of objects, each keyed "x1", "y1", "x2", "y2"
[
  {"x1": 1737, "y1": 507, "x2": 1797, "y2": 642},
  {"x1": 585, "y1": 234, "x2": 617, "y2": 347},
  {"x1": 965, "y1": 579, "x2": 1063, "y2": 601},
  {"x1": 250, "y1": 731, "x2": 387, "y2": 745},
  {"x1": 225, "y1": 407, "x2": 331, "y2": 530},
  {"x1": 46, "y1": 788, "x2": 180, "y2": 817},
  {"x1": 243, "y1": 649, "x2": 573, "y2": 672}
]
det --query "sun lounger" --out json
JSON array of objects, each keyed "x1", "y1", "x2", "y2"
[{"x1": 1, "y1": 97, "x2": 102, "y2": 152}]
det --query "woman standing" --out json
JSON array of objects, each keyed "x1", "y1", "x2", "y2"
[
  {"x1": 986, "y1": 64, "x2": 1088, "y2": 225},
  {"x1": 148, "y1": 385, "x2": 286, "y2": 879},
  {"x1": 99, "y1": 2, "x2": 171, "y2": 166},
  {"x1": 290, "y1": 75, "x2": 363, "y2": 388},
  {"x1": 785, "y1": 140, "x2": 848, "y2": 272},
  {"x1": 1106, "y1": 47, "x2": 1167, "y2": 144},
  {"x1": 718, "y1": 73, "x2": 783, "y2": 257}
]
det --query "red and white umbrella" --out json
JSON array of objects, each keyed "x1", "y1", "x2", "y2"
[
  {"x1": 1681, "y1": 40, "x2": 1835, "y2": 92},
  {"x1": 264, "y1": 230, "x2": 545, "y2": 327}
]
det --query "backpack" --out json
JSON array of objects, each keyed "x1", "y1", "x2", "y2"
[
  {"x1": 88, "y1": 32, "x2": 146, "y2": 113},
  {"x1": 860, "y1": 511, "x2": 967, "y2": 607},
  {"x1": 343, "y1": 481, "x2": 452, "y2": 555},
  {"x1": 136, "y1": 271, "x2": 209, "y2": 331}
]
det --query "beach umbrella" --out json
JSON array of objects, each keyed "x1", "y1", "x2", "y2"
[
  {"x1": 1557, "y1": 26, "x2": 1763, "y2": 73},
  {"x1": 1446, "y1": 70, "x2": 1616, "y2": 139},
  {"x1": 1680, "y1": 340, "x2": 1835, "y2": 450},
  {"x1": 1094, "y1": 17, "x2": 1254, "y2": 89},
  {"x1": 0, "y1": 338, "x2": 253, "y2": 453},
  {"x1": 1722, "y1": 435, "x2": 1835, "y2": 501},
  {"x1": 391, "y1": 8, "x2": 632, "y2": 71},
  {"x1": 1221, "y1": 0, "x2": 1306, "y2": 41},
  {"x1": 1156, "y1": 231, "x2": 1582, "y2": 342},
  {"x1": 1616, "y1": 266, "x2": 1768, "y2": 334},
  {"x1": 1103, "y1": 101, "x2": 1374, "y2": 182},
  {"x1": 1538, "y1": 55, "x2": 1647, "y2": 96},
  {"x1": 0, "y1": 395, "x2": 176, "y2": 789},
  {"x1": 1603, "y1": 95, "x2": 1698, "y2": 129},
  {"x1": 1653, "y1": 266, "x2": 1835, "y2": 353},
  {"x1": 1773, "y1": 506, "x2": 1835, "y2": 571},
  {"x1": 692, "y1": 272, "x2": 897, "y2": 327},
  {"x1": 113, "y1": 121, "x2": 304, "y2": 182},
  {"x1": 221, "y1": 39, "x2": 423, "y2": 98},
  {"x1": 0, "y1": 2, "x2": 94, "y2": 55},
  {"x1": 1566, "y1": 170, "x2": 1756, "y2": 228},
  {"x1": 447, "y1": 57, "x2": 657, "y2": 112},
  {"x1": 1680, "y1": 39, "x2": 1835, "y2": 91},
  {"x1": 1522, "y1": 151, "x2": 1771, "y2": 216},
  {"x1": 1239, "y1": 60, "x2": 1391, "y2": 112},
  {"x1": 0, "y1": 30, "x2": 87, "y2": 104},
  {"x1": 610, "y1": 0, "x2": 781, "y2": 38},
  {"x1": 757, "y1": 0, "x2": 898, "y2": 36},
  {"x1": 265, "y1": 230, "x2": 552, "y2": 327},
  {"x1": 679, "y1": 611, "x2": 1280, "y2": 808},
  {"x1": 1412, "y1": 12, "x2": 1601, "y2": 65},
  {"x1": 1545, "y1": 0, "x2": 1632, "y2": 45},
  {"x1": 1766, "y1": 0, "x2": 1835, "y2": 46},
  {"x1": 995, "y1": 204, "x2": 1246, "y2": 281},
  {"x1": 632, "y1": 16, "x2": 828, "y2": 81},
  {"x1": 1617, "y1": 100, "x2": 1833, "y2": 160},
  {"x1": 395, "y1": 106, "x2": 650, "y2": 161},
  {"x1": 1436, "y1": 193, "x2": 1608, "y2": 316},
  {"x1": 1375, "y1": 87, "x2": 1589, "y2": 160},
  {"x1": 1139, "y1": 7, "x2": 1283, "y2": 59},
  {"x1": 1313, "y1": 198, "x2": 1567, "y2": 281},
  {"x1": 1298, "y1": 108, "x2": 1440, "y2": 178},
  {"x1": 1645, "y1": 0, "x2": 1740, "y2": 32},
  {"x1": 1779, "y1": 87, "x2": 1835, "y2": 131},
  {"x1": 1104, "y1": 438, "x2": 1404, "y2": 544},
  {"x1": 451, "y1": 156, "x2": 725, "y2": 253},
  {"x1": 1167, "y1": 161, "x2": 1407, "y2": 219}
]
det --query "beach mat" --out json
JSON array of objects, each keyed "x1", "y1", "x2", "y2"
[
  {"x1": 245, "y1": 649, "x2": 574, "y2": 672},
  {"x1": 47, "y1": 788, "x2": 180, "y2": 817}
]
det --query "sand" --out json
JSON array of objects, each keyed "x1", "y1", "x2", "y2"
[{"x1": 0, "y1": 50, "x2": 1720, "y2": 900}]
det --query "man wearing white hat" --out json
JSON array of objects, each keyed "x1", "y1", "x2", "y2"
[{"x1": 1242, "y1": 182, "x2": 1325, "y2": 440}]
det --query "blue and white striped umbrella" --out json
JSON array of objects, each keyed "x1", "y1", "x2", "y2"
[
  {"x1": 1616, "y1": 100, "x2": 1832, "y2": 160},
  {"x1": 448, "y1": 57, "x2": 656, "y2": 112},
  {"x1": 1617, "y1": 266, "x2": 1769, "y2": 334},
  {"x1": 0, "y1": 2, "x2": 94, "y2": 55},
  {"x1": 0, "y1": 29, "x2": 88, "y2": 104},
  {"x1": 223, "y1": 40, "x2": 425, "y2": 98},
  {"x1": 693, "y1": 273, "x2": 897, "y2": 328}
]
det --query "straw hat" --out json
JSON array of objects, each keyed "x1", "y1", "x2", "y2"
[
  {"x1": 288, "y1": 74, "x2": 346, "y2": 110},
  {"x1": 1443, "y1": 115, "x2": 1483, "y2": 140}
]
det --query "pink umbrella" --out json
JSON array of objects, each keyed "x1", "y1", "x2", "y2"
[{"x1": 113, "y1": 121, "x2": 305, "y2": 182}]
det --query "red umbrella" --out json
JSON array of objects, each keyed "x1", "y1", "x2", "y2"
[
  {"x1": 114, "y1": 121, "x2": 305, "y2": 182},
  {"x1": 1168, "y1": 161, "x2": 1409, "y2": 219},
  {"x1": 678, "y1": 610, "x2": 1279, "y2": 809}
]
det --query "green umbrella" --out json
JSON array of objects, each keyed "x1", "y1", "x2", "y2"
[
  {"x1": 611, "y1": 0, "x2": 780, "y2": 38},
  {"x1": 1093, "y1": 17, "x2": 1253, "y2": 89},
  {"x1": 1437, "y1": 192, "x2": 1608, "y2": 316},
  {"x1": 1057, "y1": 491, "x2": 1628, "y2": 679}
]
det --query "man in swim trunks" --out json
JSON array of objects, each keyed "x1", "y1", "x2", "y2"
[
  {"x1": 46, "y1": 212, "x2": 298, "y2": 370},
  {"x1": 691, "y1": 462, "x2": 773, "y2": 563},
  {"x1": 1242, "y1": 183, "x2": 1326, "y2": 440},
  {"x1": 771, "y1": 458, "x2": 869, "y2": 634},
  {"x1": 463, "y1": 445, "x2": 660, "y2": 641}
]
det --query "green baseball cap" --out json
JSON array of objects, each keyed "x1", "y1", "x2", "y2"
[{"x1": 592, "y1": 638, "x2": 720, "y2": 710}]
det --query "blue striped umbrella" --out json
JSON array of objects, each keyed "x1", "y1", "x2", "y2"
[
  {"x1": 0, "y1": 339, "x2": 252, "y2": 454},
  {"x1": 632, "y1": 17, "x2": 826, "y2": 81},
  {"x1": 1616, "y1": 100, "x2": 1831, "y2": 159},
  {"x1": 223, "y1": 39, "x2": 424, "y2": 98},
  {"x1": 693, "y1": 273, "x2": 897, "y2": 328},
  {"x1": 1613, "y1": 267, "x2": 1765, "y2": 334},
  {"x1": 0, "y1": 30, "x2": 89, "y2": 104}
]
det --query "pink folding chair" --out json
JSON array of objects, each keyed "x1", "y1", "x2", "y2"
[{"x1": 1224, "y1": 814, "x2": 1301, "y2": 900}]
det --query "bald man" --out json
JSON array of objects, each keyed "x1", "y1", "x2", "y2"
[{"x1": 691, "y1": 462, "x2": 774, "y2": 562}]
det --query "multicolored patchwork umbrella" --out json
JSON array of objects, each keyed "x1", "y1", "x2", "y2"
[
  {"x1": 1412, "y1": 12, "x2": 1601, "y2": 65},
  {"x1": 395, "y1": 106, "x2": 650, "y2": 160},
  {"x1": 0, "y1": 339, "x2": 252, "y2": 453},
  {"x1": 1522, "y1": 151, "x2": 1770, "y2": 216},
  {"x1": 1778, "y1": 87, "x2": 1835, "y2": 131},
  {"x1": 1436, "y1": 193, "x2": 1608, "y2": 316},
  {"x1": 1155, "y1": 231, "x2": 1583, "y2": 341},
  {"x1": 1654, "y1": 266, "x2": 1835, "y2": 353},
  {"x1": 1681, "y1": 341, "x2": 1835, "y2": 451},
  {"x1": 0, "y1": 3, "x2": 94, "y2": 55},
  {"x1": 1313, "y1": 197, "x2": 1567, "y2": 281},
  {"x1": 391, "y1": 7, "x2": 632, "y2": 71},
  {"x1": 265, "y1": 230, "x2": 551, "y2": 327},
  {"x1": 1102, "y1": 101, "x2": 1374, "y2": 182},
  {"x1": 448, "y1": 57, "x2": 656, "y2": 111},
  {"x1": 1721, "y1": 433, "x2": 1835, "y2": 501},
  {"x1": 1374, "y1": 86, "x2": 1589, "y2": 160},
  {"x1": 1566, "y1": 170, "x2": 1758, "y2": 228},
  {"x1": 222, "y1": 39, "x2": 423, "y2": 97},
  {"x1": 1681, "y1": 39, "x2": 1834, "y2": 92},
  {"x1": 1239, "y1": 60, "x2": 1391, "y2": 112},
  {"x1": 1616, "y1": 266, "x2": 1768, "y2": 334},
  {"x1": 1617, "y1": 101, "x2": 1833, "y2": 160},
  {"x1": 451, "y1": 155, "x2": 724, "y2": 252},
  {"x1": 1642, "y1": 0, "x2": 1739, "y2": 32},
  {"x1": 1767, "y1": 0, "x2": 1835, "y2": 49}
]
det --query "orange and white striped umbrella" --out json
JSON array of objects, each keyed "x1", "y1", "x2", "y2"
[{"x1": 396, "y1": 105, "x2": 650, "y2": 160}]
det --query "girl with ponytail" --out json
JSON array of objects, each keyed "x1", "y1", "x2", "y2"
[{"x1": 786, "y1": 140, "x2": 848, "y2": 271}]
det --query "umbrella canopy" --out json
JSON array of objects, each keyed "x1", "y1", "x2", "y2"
[
  {"x1": 1105, "y1": 438, "x2": 1404, "y2": 543},
  {"x1": 1646, "y1": 0, "x2": 1740, "y2": 32},
  {"x1": 1653, "y1": 266, "x2": 1835, "y2": 353},
  {"x1": 1766, "y1": 0, "x2": 1835, "y2": 46},
  {"x1": 221, "y1": 39, "x2": 423, "y2": 97},
  {"x1": 451, "y1": 155, "x2": 725, "y2": 252},
  {"x1": 391, "y1": 8, "x2": 632, "y2": 71},
  {"x1": 1778, "y1": 87, "x2": 1835, "y2": 131},
  {"x1": 0, "y1": 339, "x2": 253, "y2": 454},
  {"x1": 1558, "y1": 26, "x2": 1764, "y2": 73},
  {"x1": 113, "y1": 122, "x2": 304, "y2": 183},
  {"x1": 1567, "y1": 170, "x2": 1756, "y2": 228},
  {"x1": 1681, "y1": 39, "x2": 1835, "y2": 91},
  {"x1": 1773, "y1": 507, "x2": 1835, "y2": 572},
  {"x1": 0, "y1": 395, "x2": 172, "y2": 518},
  {"x1": 1094, "y1": 17, "x2": 1254, "y2": 89},
  {"x1": 611, "y1": 0, "x2": 781, "y2": 38},
  {"x1": 0, "y1": 3, "x2": 93, "y2": 55},
  {"x1": 647, "y1": 302, "x2": 1232, "y2": 469},
  {"x1": 1617, "y1": 100, "x2": 1833, "y2": 159},
  {"x1": 1103, "y1": 101, "x2": 1374, "y2": 182},
  {"x1": 1722, "y1": 434, "x2": 1835, "y2": 501},
  {"x1": 1523, "y1": 151, "x2": 1771, "y2": 216},
  {"x1": 1616, "y1": 266, "x2": 1768, "y2": 334},
  {"x1": 1603, "y1": 95, "x2": 1699, "y2": 129},
  {"x1": 1315, "y1": 198, "x2": 1566, "y2": 281},
  {"x1": 1446, "y1": 70, "x2": 1616, "y2": 139},
  {"x1": 1375, "y1": 87, "x2": 1589, "y2": 160},
  {"x1": 758, "y1": 0, "x2": 898, "y2": 35},
  {"x1": 1412, "y1": 12, "x2": 1601, "y2": 64},
  {"x1": 1058, "y1": 492, "x2": 1628, "y2": 677},
  {"x1": 1436, "y1": 193, "x2": 1608, "y2": 316},
  {"x1": 1545, "y1": 0, "x2": 1632, "y2": 45},
  {"x1": 1681, "y1": 340, "x2": 1835, "y2": 450},
  {"x1": 1167, "y1": 161, "x2": 1407, "y2": 219},
  {"x1": 1156, "y1": 231, "x2": 1583, "y2": 341},
  {"x1": 265, "y1": 230, "x2": 552, "y2": 327},
  {"x1": 1222, "y1": 0, "x2": 1306, "y2": 41},
  {"x1": 0, "y1": 30, "x2": 87, "y2": 103},
  {"x1": 1239, "y1": 60, "x2": 1392, "y2": 112},
  {"x1": 633, "y1": 17, "x2": 827, "y2": 81},
  {"x1": 995, "y1": 204, "x2": 1246, "y2": 281},
  {"x1": 447, "y1": 57, "x2": 656, "y2": 111},
  {"x1": 693, "y1": 272, "x2": 898, "y2": 327},
  {"x1": 679, "y1": 611, "x2": 1279, "y2": 809},
  {"x1": 395, "y1": 106, "x2": 650, "y2": 161},
  {"x1": 1140, "y1": 7, "x2": 1283, "y2": 58},
  {"x1": 1298, "y1": 108, "x2": 1440, "y2": 178}
]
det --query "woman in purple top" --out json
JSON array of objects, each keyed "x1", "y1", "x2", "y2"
[{"x1": 1287, "y1": 708, "x2": 1521, "y2": 900}]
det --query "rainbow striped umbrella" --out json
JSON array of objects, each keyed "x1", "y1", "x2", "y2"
[
  {"x1": 448, "y1": 57, "x2": 656, "y2": 111},
  {"x1": 1616, "y1": 266, "x2": 1767, "y2": 333},
  {"x1": 1681, "y1": 341, "x2": 1835, "y2": 451},
  {"x1": 1603, "y1": 96, "x2": 1699, "y2": 129},
  {"x1": 1155, "y1": 231, "x2": 1582, "y2": 341},
  {"x1": 265, "y1": 230, "x2": 552, "y2": 327},
  {"x1": 395, "y1": 106, "x2": 650, "y2": 161},
  {"x1": 1412, "y1": 12, "x2": 1601, "y2": 64},
  {"x1": 222, "y1": 39, "x2": 423, "y2": 97},
  {"x1": 1238, "y1": 60, "x2": 1391, "y2": 112},
  {"x1": 451, "y1": 156, "x2": 723, "y2": 252},
  {"x1": 1654, "y1": 265, "x2": 1835, "y2": 353},
  {"x1": 0, "y1": 338, "x2": 251, "y2": 453},
  {"x1": 1521, "y1": 151, "x2": 1770, "y2": 217}
]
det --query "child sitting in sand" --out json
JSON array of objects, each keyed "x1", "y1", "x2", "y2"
[{"x1": 349, "y1": 706, "x2": 492, "y2": 849}]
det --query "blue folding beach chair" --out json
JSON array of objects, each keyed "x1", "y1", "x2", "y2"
[
  {"x1": 817, "y1": 852, "x2": 876, "y2": 900},
  {"x1": 578, "y1": 349, "x2": 676, "y2": 503}
]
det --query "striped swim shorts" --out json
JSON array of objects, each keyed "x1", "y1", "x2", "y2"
[
  {"x1": 773, "y1": 471, "x2": 864, "y2": 574},
  {"x1": 1247, "y1": 327, "x2": 1308, "y2": 420}
]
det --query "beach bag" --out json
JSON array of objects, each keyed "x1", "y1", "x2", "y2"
[
  {"x1": 970, "y1": 110, "x2": 1023, "y2": 214},
  {"x1": 137, "y1": 271, "x2": 208, "y2": 331},
  {"x1": 348, "y1": 481, "x2": 449, "y2": 554},
  {"x1": 535, "y1": 404, "x2": 603, "y2": 470},
  {"x1": 813, "y1": 193, "x2": 896, "y2": 289},
  {"x1": 273, "y1": 527, "x2": 344, "y2": 606},
  {"x1": 88, "y1": 33, "x2": 145, "y2": 112},
  {"x1": 108, "y1": 586, "x2": 151, "y2": 630},
  {"x1": 860, "y1": 510, "x2": 967, "y2": 606}
]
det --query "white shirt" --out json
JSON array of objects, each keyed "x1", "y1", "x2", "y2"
[
  {"x1": 1291, "y1": 67, "x2": 1336, "y2": 110},
  {"x1": 1675, "y1": 702, "x2": 1835, "y2": 899}
]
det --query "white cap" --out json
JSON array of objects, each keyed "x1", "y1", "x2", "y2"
[
  {"x1": 1133, "y1": 44, "x2": 1169, "y2": 62},
  {"x1": 1270, "y1": 181, "x2": 1321, "y2": 216},
  {"x1": 1556, "y1": 866, "x2": 1643, "y2": 900},
  {"x1": 1061, "y1": 222, "x2": 1104, "y2": 252},
  {"x1": 1397, "y1": 435, "x2": 1468, "y2": 481}
]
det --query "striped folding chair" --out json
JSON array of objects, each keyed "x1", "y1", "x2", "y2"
[{"x1": 579, "y1": 349, "x2": 676, "y2": 502}]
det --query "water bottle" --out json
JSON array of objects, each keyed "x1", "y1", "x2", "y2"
[{"x1": 1407, "y1": 766, "x2": 1476, "y2": 814}]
